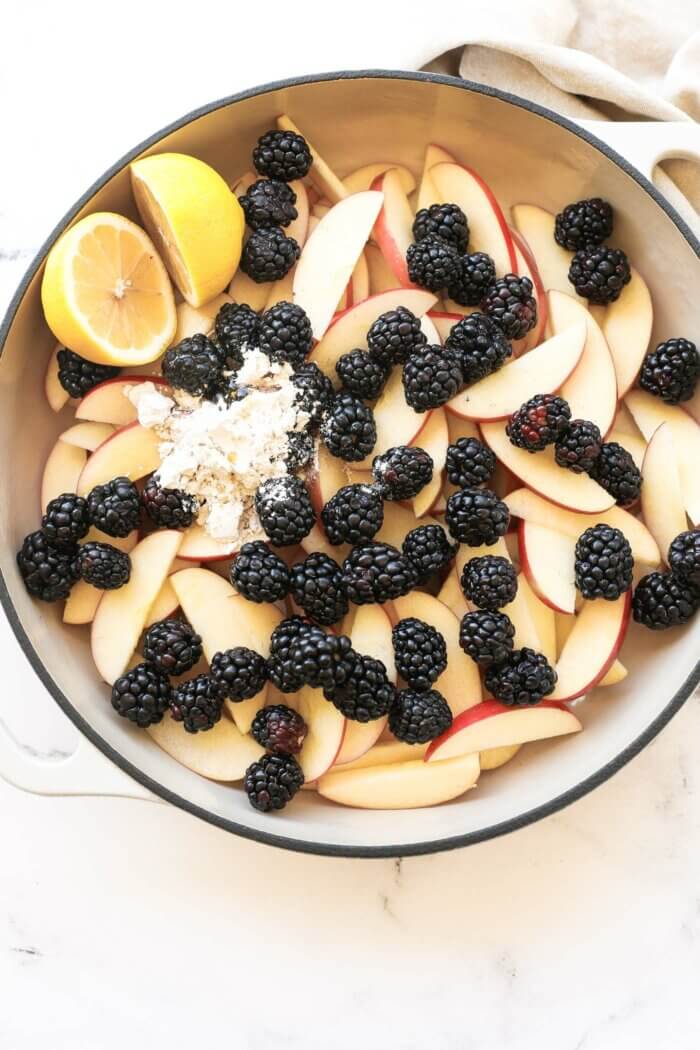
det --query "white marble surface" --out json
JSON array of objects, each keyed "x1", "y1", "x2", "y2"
[{"x1": 2, "y1": 4, "x2": 700, "y2": 1046}]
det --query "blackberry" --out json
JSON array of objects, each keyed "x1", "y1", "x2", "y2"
[
  {"x1": 447, "y1": 252, "x2": 496, "y2": 307},
  {"x1": 267, "y1": 617, "x2": 310, "y2": 693},
  {"x1": 230, "y1": 540, "x2": 290, "y2": 603},
  {"x1": 240, "y1": 227, "x2": 300, "y2": 283},
  {"x1": 482, "y1": 274, "x2": 537, "y2": 341},
  {"x1": 392, "y1": 617, "x2": 447, "y2": 691},
  {"x1": 389, "y1": 688, "x2": 452, "y2": 744},
  {"x1": 16, "y1": 530, "x2": 78, "y2": 602},
  {"x1": 288, "y1": 626, "x2": 355, "y2": 689},
  {"x1": 668, "y1": 530, "x2": 700, "y2": 589},
  {"x1": 214, "y1": 302, "x2": 260, "y2": 360},
  {"x1": 239, "y1": 178, "x2": 297, "y2": 230},
  {"x1": 250, "y1": 704, "x2": 308, "y2": 754},
  {"x1": 161, "y1": 333, "x2": 222, "y2": 396},
  {"x1": 485, "y1": 648, "x2": 557, "y2": 706},
  {"x1": 507, "y1": 394, "x2": 571, "y2": 452},
  {"x1": 286, "y1": 430, "x2": 315, "y2": 472},
  {"x1": 446, "y1": 437, "x2": 496, "y2": 488},
  {"x1": 244, "y1": 752, "x2": 304, "y2": 812},
  {"x1": 321, "y1": 484, "x2": 384, "y2": 546},
  {"x1": 639, "y1": 338, "x2": 700, "y2": 405},
  {"x1": 170, "y1": 674, "x2": 224, "y2": 733},
  {"x1": 210, "y1": 647, "x2": 268, "y2": 700},
  {"x1": 461, "y1": 555, "x2": 518, "y2": 610},
  {"x1": 86, "y1": 476, "x2": 140, "y2": 538},
  {"x1": 554, "y1": 198, "x2": 614, "y2": 251},
  {"x1": 323, "y1": 654, "x2": 396, "y2": 722},
  {"x1": 633, "y1": 570, "x2": 699, "y2": 630},
  {"x1": 568, "y1": 245, "x2": 631, "y2": 305},
  {"x1": 591, "y1": 442, "x2": 641, "y2": 506},
  {"x1": 76, "y1": 541, "x2": 131, "y2": 590},
  {"x1": 252, "y1": 129, "x2": 312, "y2": 182},
  {"x1": 445, "y1": 312, "x2": 512, "y2": 383},
  {"x1": 289, "y1": 551, "x2": 349, "y2": 626},
  {"x1": 255, "y1": 476, "x2": 314, "y2": 546},
  {"x1": 143, "y1": 619, "x2": 202, "y2": 677},
  {"x1": 56, "y1": 348, "x2": 119, "y2": 399},
  {"x1": 459, "y1": 610, "x2": 515, "y2": 666},
  {"x1": 406, "y1": 235, "x2": 460, "y2": 292},
  {"x1": 402, "y1": 524, "x2": 457, "y2": 584},
  {"x1": 371, "y1": 445, "x2": 433, "y2": 501},
  {"x1": 342, "y1": 541, "x2": 418, "y2": 605},
  {"x1": 291, "y1": 362, "x2": 334, "y2": 431},
  {"x1": 366, "y1": 306, "x2": 426, "y2": 367},
  {"x1": 111, "y1": 662, "x2": 171, "y2": 727},
  {"x1": 575, "y1": 524, "x2": 634, "y2": 600},
  {"x1": 335, "y1": 350, "x2": 389, "y2": 399},
  {"x1": 259, "y1": 301, "x2": 313, "y2": 367},
  {"x1": 412, "y1": 203, "x2": 469, "y2": 252},
  {"x1": 321, "y1": 391, "x2": 376, "y2": 462},
  {"x1": 402, "y1": 346, "x2": 463, "y2": 412},
  {"x1": 41, "y1": 493, "x2": 90, "y2": 547},
  {"x1": 142, "y1": 476, "x2": 198, "y2": 529},
  {"x1": 445, "y1": 487, "x2": 510, "y2": 547},
  {"x1": 554, "y1": 419, "x2": 602, "y2": 474}
]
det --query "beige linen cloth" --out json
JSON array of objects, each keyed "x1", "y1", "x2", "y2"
[{"x1": 422, "y1": 0, "x2": 700, "y2": 223}]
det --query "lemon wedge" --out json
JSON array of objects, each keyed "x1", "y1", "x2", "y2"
[
  {"x1": 41, "y1": 212, "x2": 177, "y2": 367},
  {"x1": 130, "y1": 152, "x2": 244, "y2": 308}
]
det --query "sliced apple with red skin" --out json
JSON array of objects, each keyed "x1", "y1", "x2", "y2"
[
  {"x1": 410, "y1": 408, "x2": 448, "y2": 517},
  {"x1": 277, "y1": 114, "x2": 347, "y2": 204},
  {"x1": 430, "y1": 162, "x2": 516, "y2": 275},
  {"x1": 447, "y1": 322, "x2": 586, "y2": 422},
  {"x1": 357, "y1": 367, "x2": 432, "y2": 468},
  {"x1": 293, "y1": 191, "x2": 383, "y2": 340},
  {"x1": 310, "y1": 288, "x2": 436, "y2": 382},
  {"x1": 549, "y1": 590, "x2": 632, "y2": 702},
  {"x1": 172, "y1": 292, "x2": 233, "y2": 346},
  {"x1": 547, "y1": 291, "x2": 618, "y2": 435},
  {"x1": 350, "y1": 250, "x2": 370, "y2": 305},
  {"x1": 517, "y1": 571, "x2": 557, "y2": 664},
  {"x1": 60, "y1": 421, "x2": 116, "y2": 451},
  {"x1": 518, "y1": 520, "x2": 577, "y2": 614},
  {"x1": 606, "y1": 428, "x2": 647, "y2": 470},
  {"x1": 177, "y1": 524, "x2": 237, "y2": 563},
  {"x1": 375, "y1": 502, "x2": 444, "y2": 549},
  {"x1": 416, "y1": 144, "x2": 456, "y2": 213},
  {"x1": 76, "y1": 422, "x2": 161, "y2": 497},
  {"x1": 480, "y1": 744, "x2": 522, "y2": 770},
  {"x1": 91, "y1": 530, "x2": 182, "y2": 684},
  {"x1": 626, "y1": 390, "x2": 700, "y2": 525},
  {"x1": 446, "y1": 413, "x2": 480, "y2": 445},
  {"x1": 641, "y1": 423, "x2": 688, "y2": 565},
  {"x1": 393, "y1": 592, "x2": 481, "y2": 716},
  {"x1": 265, "y1": 268, "x2": 296, "y2": 311},
  {"x1": 371, "y1": 169, "x2": 416, "y2": 288},
  {"x1": 334, "y1": 604, "x2": 395, "y2": 766},
  {"x1": 308, "y1": 442, "x2": 349, "y2": 515},
  {"x1": 509, "y1": 225, "x2": 547, "y2": 351},
  {"x1": 317, "y1": 751, "x2": 479, "y2": 809},
  {"x1": 41, "y1": 439, "x2": 86, "y2": 509},
  {"x1": 63, "y1": 528, "x2": 139, "y2": 625},
  {"x1": 437, "y1": 570, "x2": 471, "y2": 620},
  {"x1": 511, "y1": 204, "x2": 585, "y2": 302},
  {"x1": 45, "y1": 344, "x2": 69, "y2": 412},
  {"x1": 229, "y1": 264, "x2": 269, "y2": 312},
  {"x1": 295, "y1": 686, "x2": 346, "y2": 782},
  {"x1": 685, "y1": 384, "x2": 700, "y2": 426},
  {"x1": 334, "y1": 738, "x2": 428, "y2": 773},
  {"x1": 147, "y1": 713, "x2": 264, "y2": 782},
  {"x1": 343, "y1": 162, "x2": 415, "y2": 196},
  {"x1": 76, "y1": 375, "x2": 171, "y2": 426},
  {"x1": 481, "y1": 422, "x2": 615, "y2": 513},
  {"x1": 419, "y1": 312, "x2": 441, "y2": 345},
  {"x1": 597, "y1": 267, "x2": 653, "y2": 397},
  {"x1": 300, "y1": 523, "x2": 350, "y2": 563},
  {"x1": 365, "y1": 243, "x2": 400, "y2": 295},
  {"x1": 286, "y1": 179, "x2": 310, "y2": 248},
  {"x1": 426, "y1": 700, "x2": 581, "y2": 762},
  {"x1": 231, "y1": 170, "x2": 256, "y2": 196},
  {"x1": 428, "y1": 311, "x2": 462, "y2": 345}
]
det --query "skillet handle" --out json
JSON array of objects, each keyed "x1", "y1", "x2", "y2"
[{"x1": 0, "y1": 718, "x2": 157, "y2": 800}]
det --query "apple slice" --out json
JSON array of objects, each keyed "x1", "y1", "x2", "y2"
[
  {"x1": 606, "y1": 428, "x2": 646, "y2": 470},
  {"x1": 176, "y1": 525, "x2": 237, "y2": 563},
  {"x1": 92, "y1": 530, "x2": 182, "y2": 683},
  {"x1": 426, "y1": 700, "x2": 581, "y2": 762},
  {"x1": 431, "y1": 162, "x2": 516, "y2": 275},
  {"x1": 626, "y1": 390, "x2": 700, "y2": 525},
  {"x1": 75, "y1": 375, "x2": 171, "y2": 426},
  {"x1": 296, "y1": 686, "x2": 346, "y2": 782},
  {"x1": 293, "y1": 192, "x2": 383, "y2": 340},
  {"x1": 308, "y1": 442, "x2": 349, "y2": 514},
  {"x1": 509, "y1": 225, "x2": 547, "y2": 351},
  {"x1": 286, "y1": 179, "x2": 310, "y2": 248},
  {"x1": 350, "y1": 250, "x2": 370, "y2": 305},
  {"x1": 300, "y1": 523, "x2": 350, "y2": 562},
  {"x1": 480, "y1": 744, "x2": 522, "y2": 770},
  {"x1": 511, "y1": 204, "x2": 585, "y2": 302},
  {"x1": 481, "y1": 423, "x2": 615, "y2": 513},
  {"x1": 144, "y1": 579, "x2": 179, "y2": 629},
  {"x1": 371, "y1": 169, "x2": 416, "y2": 288},
  {"x1": 419, "y1": 313, "x2": 441, "y2": 346},
  {"x1": 393, "y1": 592, "x2": 482, "y2": 716},
  {"x1": 505, "y1": 487, "x2": 659, "y2": 566},
  {"x1": 518, "y1": 521, "x2": 576, "y2": 614},
  {"x1": 598, "y1": 268, "x2": 653, "y2": 397},
  {"x1": 334, "y1": 738, "x2": 428, "y2": 772},
  {"x1": 416, "y1": 144, "x2": 456, "y2": 212},
  {"x1": 334, "y1": 604, "x2": 396, "y2": 766},
  {"x1": 41, "y1": 439, "x2": 86, "y2": 509},
  {"x1": 45, "y1": 344, "x2": 69, "y2": 412},
  {"x1": 437, "y1": 571, "x2": 471, "y2": 619},
  {"x1": 446, "y1": 413, "x2": 480, "y2": 444},
  {"x1": 611, "y1": 401, "x2": 643, "y2": 439},
  {"x1": 310, "y1": 288, "x2": 436, "y2": 381},
  {"x1": 276, "y1": 114, "x2": 347, "y2": 204},
  {"x1": 147, "y1": 713, "x2": 264, "y2": 782},
  {"x1": 641, "y1": 423, "x2": 688, "y2": 564},
  {"x1": 447, "y1": 323, "x2": 585, "y2": 422},
  {"x1": 76, "y1": 422, "x2": 161, "y2": 497},
  {"x1": 375, "y1": 502, "x2": 442, "y2": 548},
  {"x1": 517, "y1": 568, "x2": 559, "y2": 666},
  {"x1": 63, "y1": 529, "x2": 139, "y2": 625},
  {"x1": 428, "y1": 311, "x2": 462, "y2": 345},
  {"x1": 365, "y1": 243, "x2": 400, "y2": 295},
  {"x1": 172, "y1": 292, "x2": 233, "y2": 345},
  {"x1": 228, "y1": 264, "x2": 269, "y2": 312},
  {"x1": 549, "y1": 591, "x2": 632, "y2": 702},
  {"x1": 599, "y1": 660, "x2": 628, "y2": 687},
  {"x1": 264, "y1": 267, "x2": 296, "y2": 311},
  {"x1": 547, "y1": 291, "x2": 618, "y2": 434},
  {"x1": 60, "y1": 421, "x2": 116, "y2": 451},
  {"x1": 411, "y1": 408, "x2": 448, "y2": 517},
  {"x1": 343, "y1": 162, "x2": 415, "y2": 196},
  {"x1": 686, "y1": 383, "x2": 700, "y2": 426},
  {"x1": 317, "y1": 752, "x2": 479, "y2": 809},
  {"x1": 356, "y1": 367, "x2": 431, "y2": 468}
]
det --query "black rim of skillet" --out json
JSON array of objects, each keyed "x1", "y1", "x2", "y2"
[{"x1": 1, "y1": 69, "x2": 699, "y2": 859}]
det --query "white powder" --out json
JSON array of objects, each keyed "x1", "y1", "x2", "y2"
[{"x1": 127, "y1": 352, "x2": 312, "y2": 545}]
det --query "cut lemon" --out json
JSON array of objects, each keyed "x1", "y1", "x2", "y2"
[
  {"x1": 41, "y1": 212, "x2": 177, "y2": 367},
  {"x1": 130, "y1": 152, "x2": 244, "y2": 308}
]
